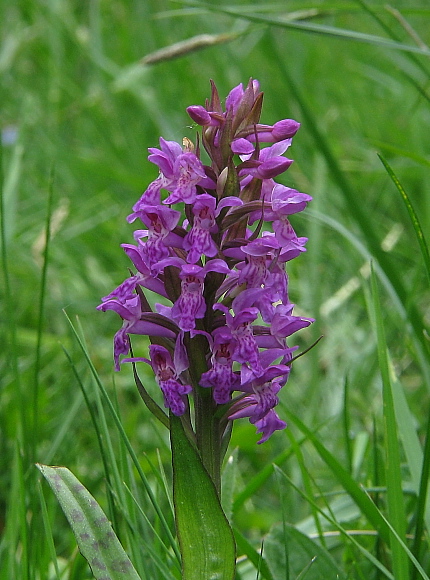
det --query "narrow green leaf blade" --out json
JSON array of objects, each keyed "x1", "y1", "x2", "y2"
[
  {"x1": 285, "y1": 411, "x2": 391, "y2": 543},
  {"x1": 389, "y1": 359, "x2": 430, "y2": 575},
  {"x1": 170, "y1": 415, "x2": 236, "y2": 580},
  {"x1": 233, "y1": 440, "x2": 304, "y2": 513},
  {"x1": 378, "y1": 155, "x2": 430, "y2": 285},
  {"x1": 265, "y1": 523, "x2": 347, "y2": 580},
  {"x1": 370, "y1": 267, "x2": 409, "y2": 578},
  {"x1": 233, "y1": 528, "x2": 274, "y2": 580},
  {"x1": 221, "y1": 448, "x2": 238, "y2": 522},
  {"x1": 62, "y1": 312, "x2": 180, "y2": 562},
  {"x1": 274, "y1": 467, "x2": 395, "y2": 580},
  {"x1": 36, "y1": 464, "x2": 141, "y2": 580},
  {"x1": 175, "y1": 1, "x2": 430, "y2": 57}
]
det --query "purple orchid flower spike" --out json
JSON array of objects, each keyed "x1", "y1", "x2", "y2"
[{"x1": 98, "y1": 78, "x2": 315, "y2": 459}]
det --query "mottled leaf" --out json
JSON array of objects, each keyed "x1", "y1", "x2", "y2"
[{"x1": 37, "y1": 464, "x2": 141, "y2": 580}]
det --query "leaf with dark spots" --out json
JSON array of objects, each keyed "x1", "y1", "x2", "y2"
[{"x1": 37, "y1": 464, "x2": 142, "y2": 580}]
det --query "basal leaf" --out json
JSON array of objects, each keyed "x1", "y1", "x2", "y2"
[{"x1": 36, "y1": 464, "x2": 141, "y2": 580}]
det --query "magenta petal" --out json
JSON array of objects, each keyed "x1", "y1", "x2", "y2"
[
  {"x1": 187, "y1": 105, "x2": 212, "y2": 125},
  {"x1": 272, "y1": 119, "x2": 300, "y2": 139},
  {"x1": 254, "y1": 410, "x2": 287, "y2": 443},
  {"x1": 258, "y1": 157, "x2": 293, "y2": 179},
  {"x1": 231, "y1": 138, "x2": 255, "y2": 155}
]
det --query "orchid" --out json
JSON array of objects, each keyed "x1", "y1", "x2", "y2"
[{"x1": 98, "y1": 78, "x2": 314, "y2": 486}]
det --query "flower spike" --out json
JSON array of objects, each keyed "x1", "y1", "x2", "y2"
[{"x1": 99, "y1": 79, "x2": 314, "y2": 444}]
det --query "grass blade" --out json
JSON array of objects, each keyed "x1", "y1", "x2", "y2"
[
  {"x1": 32, "y1": 167, "x2": 55, "y2": 463},
  {"x1": 275, "y1": 466, "x2": 394, "y2": 580},
  {"x1": 233, "y1": 528, "x2": 273, "y2": 580},
  {"x1": 377, "y1": 155, "x2": 430, "y2": 575},
  {"x1": 370, "y1": 266, "x2": 409, "y2": 578},
  {"x1": 354, "y1": 0, "x2": 430, "y2": 103},
  {"x1": 275, "y1": 466, "x2": 430, "y2": 580},
  {"x1": 389, "y1": 358, "x2": 430, "y2": 578},
  {"x1": 175, "y1": 1, "x2": 430, "y2": 57},
  {"x1": 285, "y1": 426, "x2": 325, "y2": 546},
  {"x1": 264, "y1": 522, "x2": 347, "y2": 580},
  {"x1": 378, "y1": 155, "x2": 430, "y2": 285},
  {"x1": 268, "y1": 41, "x2": 429, "y2": 360},
  {"x1": 121, "y1": 482, "x2": 179, "y2": 579},
  {"x1": 284, "y1": 410, "x2": 391, "y2": 544},
  {"x1": 37, "y1": 479, "x2": 61, "y2": 580},
  {"x1": 62, "y1": 312, "x2": 181, "y2": 563},
  {"x1": 232, "y1": 437, "x2": 306, "y2": 513}
]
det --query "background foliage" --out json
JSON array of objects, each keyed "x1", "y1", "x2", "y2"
[{"x1": 1, "y1": 1, "x2": 430, "y2": 578}]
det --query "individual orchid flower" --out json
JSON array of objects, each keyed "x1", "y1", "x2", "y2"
[
  {"x1": 228, "y1": 377, "x2": 287, "y2": 444},
  {"x1": 215, "y1": 301, "x2": 264, "y2": 381},
  {"x1": 147, "y1": 345, "x2": 192, "y2": 416},
  {"x1": 183, "y1": 193, "x2": 218, "y2": 263},
  {"x1": 98, "y1": 290, "x2": 175, "y2": 371},
  {"x1": 164, "y1": 152, "x2": 208, "y2": 205},
  {"x1": 126, "y1": 205, "x2": 181, "y2": 268},
  {"x1": 199, "y1": 327, "x2": 240, "y2": 404},
  {"x1": 155, "y1": 258, "x2": 231, "y2": 332}
]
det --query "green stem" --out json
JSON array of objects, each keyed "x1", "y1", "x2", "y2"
[
  {"x1": 185, "y1": 333, "x2": 222, "y2": 493},
  {"x1": 194, "y1": 386, "x2": 221, "y2": 493}
]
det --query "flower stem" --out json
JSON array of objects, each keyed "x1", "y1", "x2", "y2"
[
  {"x1": 186, "y1": 333, "x2": 222, "y2": 493},
  {"x1": 195, "y1": 386, "x2": 221, "y2": 494}
]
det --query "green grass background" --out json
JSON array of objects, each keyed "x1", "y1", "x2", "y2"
[{"x1": 1, "y1": 1, "x2": 430, "y2": 578}]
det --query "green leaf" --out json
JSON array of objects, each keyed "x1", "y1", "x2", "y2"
[
  {"x1": 264, "y1": 523, "x2": 347, "y2": 580},
  {"x1": 267, "y1": 41, "x2": 428, "y2": 359},
  {"x1": 370, "y1": 267, "x2": 409, "y2": 579},
  {"x1": 221, "y1": 448, "x2": 238, "y2": 522},
  {"x1": 285, "y1": 411, "x2": 391, "y2": 544},
  {"x1": 389, "y1": 358, "x2": 430, "y2": 579},
  {"x1": 62, "y1": 312, "x2": 181, "y2": 563},
  {"x1": 233, "y1": 527, "x2": 274, "y2": 580},
  {"x1": 378, "y1": 155, "x2": 430, "y2": 286},
  {"x1": 36, "y1": 464, "x2": 141, "y2": 580},
  {"x1": 274, "y1": 466, "x2": 395, "y2": 579},
  {"x1": 170, "y1": 414, "x2": 236, "y2": 580},
  {"x1": 175, "y1": 1, "x2": 430, "y2": 57},
  {"x1": 37, "y1": 479, "x2": 61, "y2": 580},
  {"x1": 232, "y1": 437, "x2": 306, "y2": 513}
]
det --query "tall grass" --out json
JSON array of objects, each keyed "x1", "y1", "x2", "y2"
[{"x1": 1, "y1": 1, "x2": 430, "y2": 578}]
